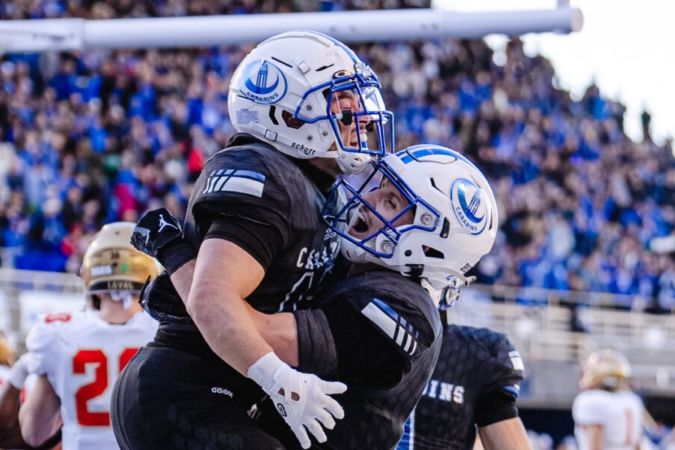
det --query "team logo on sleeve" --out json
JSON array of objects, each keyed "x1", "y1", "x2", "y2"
[
  {"x1": 241, "y1": 60, "x2": 287, "y2": 105},
  {"x1": 202, "y1": 169, "x2": 266, "y2": 198},
  {"x1": 450, "y1": 178, "x2": 488, "y2": 236}
]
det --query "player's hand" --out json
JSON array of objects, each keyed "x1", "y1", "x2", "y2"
[
  {"x1": 8, "y1": 353, "x2": 35, "y2": 389},
  {"x1": 130, "y1": 207, "x2": 183, "y2": 260},
  {"x1": 248, "y1": 352, "x2": 347, "y2": 449}
]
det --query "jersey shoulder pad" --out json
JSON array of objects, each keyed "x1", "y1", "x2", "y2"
[
  {"x1": 573, "y1": 390, "x2": 609, "y2": 424},
  {"x1": 195, "y1": 147, "x2": 291, "y2": 206},
  {"x1": 26, "y1": 312, "x2": 70, "y2": 349},
  {"x1": 465, "y1": 326, "x2": 524, "y2": 374},
  {"x1": 453, "y1": 326, "x2": 524, "y2": 397},
  {"x1": 25, "y1": 312, "x2": 74, "y2": 374},
  {"x1": 353, "y1": 294, "x2": 432, "y2": 360}
]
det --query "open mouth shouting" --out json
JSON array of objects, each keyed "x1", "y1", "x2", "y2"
[{"x1": 348, "y1": 207, "x2": 373, "y2": 238}]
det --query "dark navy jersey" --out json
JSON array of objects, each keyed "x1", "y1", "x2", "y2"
[
  {"x1": 397, "y1": 326, "x2": 524, "y2": 450},
  {"x1": 144, "y1": 133, "x2": 340, "y2": 322},
  {"x1": 261, "y1": 269, "x2": 443, "y2": 450}
]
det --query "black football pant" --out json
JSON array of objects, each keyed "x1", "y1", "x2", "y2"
[{"x1": 111, "y1": 343, "x2": 286, "y2": 450}]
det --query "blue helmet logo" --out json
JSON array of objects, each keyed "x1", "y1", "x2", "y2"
[
  {"x1": 450, "y1": 178, "x2": 487, "y2": 235},
  {"x1": 241, "y1": 60, "x2": 287, "y2": 105}
]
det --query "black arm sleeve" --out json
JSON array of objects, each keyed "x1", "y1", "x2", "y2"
[
  {"x1": 204, "y1": 216, "x2": 285, "y2": 270},
  {"x1": 474, "y1": 388, "x2": 519, "y2": 427},
  {"x1": 294, "y1": 299, "x2": 410, "y2": 388},
  {"x1": 294, "y1": 309, "x2": 338, "y2": 376}
]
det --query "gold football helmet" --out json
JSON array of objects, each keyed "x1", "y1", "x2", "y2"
[
  {"x1": 81, "y1": 222, "x2": 161, "y2": 297},
  {"x1": 579, "y1": 348, "x2": 631, "y2": 391},
  {"x1": 0, "y1": 333, "x2": 14, "y2": 366}
]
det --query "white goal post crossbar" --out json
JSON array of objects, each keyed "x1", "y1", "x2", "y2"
[{"x1": 0, "y1": 7, "x2": 582, "y2": 53}]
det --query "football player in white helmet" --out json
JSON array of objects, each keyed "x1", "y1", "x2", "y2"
[
  {"x1": 573, "y1": 349, "x2": 645, "y2": 450},
  {"x1": 324, "y1": 143, "x2": 498, "y2": 294},
  {"x1": 228, "y1": 30, "x2": 393, "y2": 174},
  {"x1": 113, "y1": 30, "x2": 392, "y2": 450},
  {"x1": 131, "y1": 144, "x2": 500, "y2": 449},
  {"x1": 19, "y1": 222, "x2": 160, "y2": 450}
]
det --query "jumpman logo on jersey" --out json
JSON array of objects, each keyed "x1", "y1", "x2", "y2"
[{"x1": 158, "y1": 214, "x2": 178, "y2": 233}]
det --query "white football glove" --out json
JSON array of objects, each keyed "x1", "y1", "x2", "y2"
[
  {"x1": 248, "y1": 352, "x2": 347, "y2": 449},
  {"x1": 8, "y1": 353, "x2": 34, "y2": 389}
]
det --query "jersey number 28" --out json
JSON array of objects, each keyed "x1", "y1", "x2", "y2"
[{"x1": 72, "y1": 348, "x2": 139, "y2": 426}]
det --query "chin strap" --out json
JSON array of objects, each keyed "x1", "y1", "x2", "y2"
[
  {"x1": 337, "y1": 150, "x2": 371, "y2": 174},
  {"x1": 422, "y1": 275, "x2": 476, "y2": 326}
]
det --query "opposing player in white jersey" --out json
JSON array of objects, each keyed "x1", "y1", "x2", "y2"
[
  {"x1": 19, "y1": 222, "x2": 161, "y2": 450},
  {"x1": 573, "y1": 349, "x2": 644, "y2": 450}
]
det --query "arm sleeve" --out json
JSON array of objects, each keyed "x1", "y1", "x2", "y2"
[
  {"x1": 204, "y1": 216, "x2": 284, "y2": 270},
  {"x1": 295, "y1": 293, "x2": 430, "y2": 388},
  {"x1": 484, "y1": 333, "x2": 525, "y2": 398},
  {"x1": 294, "y1": 309, "x2": 338, "y2": 376},
  {"x1": 475, "y1": 388, "x2": 519, "y2": 427}
]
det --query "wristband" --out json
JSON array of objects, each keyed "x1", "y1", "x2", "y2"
[{"x1": 158, "y1": 242, "x2": 197, "y2": 275}]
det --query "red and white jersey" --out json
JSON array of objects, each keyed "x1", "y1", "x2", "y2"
[
  {"x1": 26, "y1": 310, "x2": 157, "y2": 450},
  {"x1": 573, "y1": 389, "x2": 643, "y2": 450}
]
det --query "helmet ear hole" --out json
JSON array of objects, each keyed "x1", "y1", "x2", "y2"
[
  {"x1": 440, "y1": 218, "x2": 450, "y2": 238},
  {"x1": 422, "y1": 245, "x2": 445, "y2": 259},
  {"x1": 281, "y1": 110, "x2": 306, "y2": 129}
]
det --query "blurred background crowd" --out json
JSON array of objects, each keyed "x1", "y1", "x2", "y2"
[{"x1": 0, "y1": 0, "x2": 672, "y2": 312}]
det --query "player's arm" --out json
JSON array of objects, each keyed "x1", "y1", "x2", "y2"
[
  {"x1": 133, "y1": 205, "x2": 346, "y2": 449},
  {"x1": 0, "y1": 354, "x2": 33, "y2": 449},
  {"x1": 0, "y1": 382, "x2": 26, "y2": 448},
  {"x1": 573, "y1": 391, "x2": 608, "y2": 450},
  {"x1": 251, "y1": 295, "x2": 431, "y2": 387},
  {"x1": 131, "y1": 204, "x2": 274, "y2": 373},
  {"x1": 19, "y1": 375, "x2": 62, "y2": 448},
  {"x1": 577, "y1": 424, "x2": 604, "y2": 450},
  {"x1": 245, "y1": 306, "x2": 299, "y2": 367},
  {"x1": 477, "y1": 417, "x2": 531, "y2": 450},
  {"x1": 474, "y1": 387, "x2": 531, "y2": 450},
  {"x1": 186, "y1": 238, "x2": 272, "y2": 373},
  {"x1": 131, "y1": 207, "x2": 297, "y2": 373},
  {"x1": 474, "y1": 334, "x2": 530, "y2": 450}
]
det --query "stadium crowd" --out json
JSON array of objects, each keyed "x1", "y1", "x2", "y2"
[{"x1": 0, "y1": 0, "x2": 672, "y2": 312}]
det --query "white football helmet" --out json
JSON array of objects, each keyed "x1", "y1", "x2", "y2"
[
  {"x1": 228, "y1": 30, "x2": 394, "y2": 174},
  {"x1": 324, "y1": 144, "x2": 498, "y2": 290}
]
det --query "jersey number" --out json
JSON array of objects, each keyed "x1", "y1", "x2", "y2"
[
  {"x1": 280, "y1": 271, "x2": 315, "y2": 311},
  {"x1": 72, "y1": 348, "x2": 139, "y2": 426}
]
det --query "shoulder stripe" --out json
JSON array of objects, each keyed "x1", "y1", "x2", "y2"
[
  {"x1": 361, "y1": 298, "x2": 419, "y2": 356},
  {"x1": 202, "y1": 169, "x2": 266, "y2": 197}
]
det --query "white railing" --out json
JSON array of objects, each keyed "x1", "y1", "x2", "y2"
[
  {"x1": 0, "y1": 268, "x2": 83, "y2": 292},
  {"x1": 449, "y1": 291, "x2": 675, "y2": 398},
  {"x1": 0, "y1": 268, "x2": 673, "y2": 399}
]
